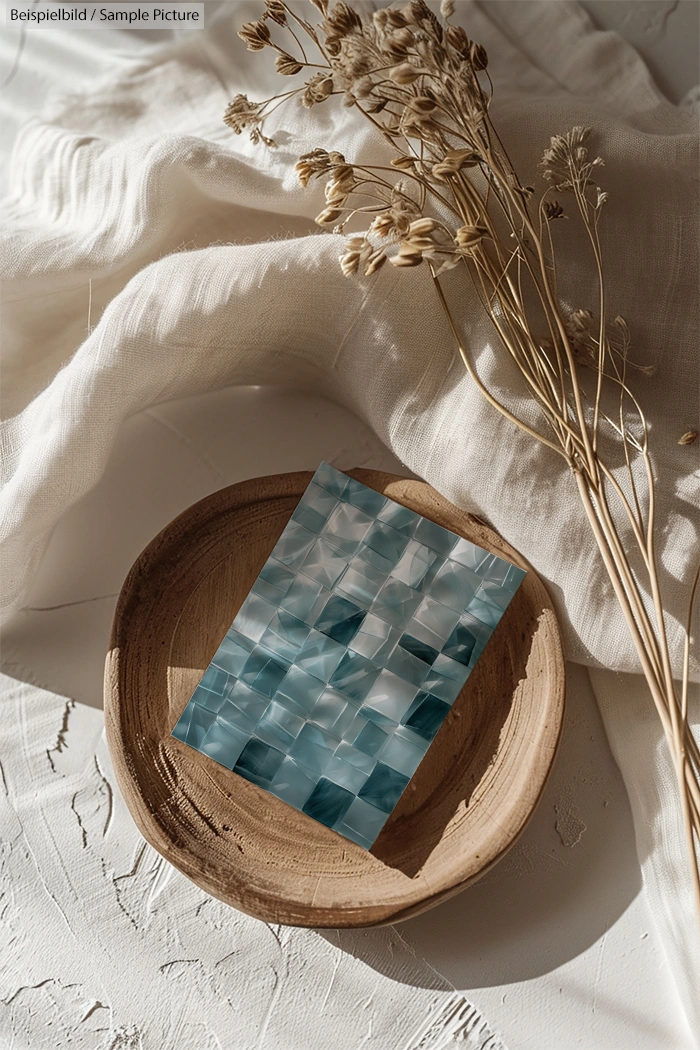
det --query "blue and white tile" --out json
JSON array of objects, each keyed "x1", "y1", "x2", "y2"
[
  {"x1": 363, "y1": 669, "x2": 419, "y2": 725},
  {"x1": 364, "y1": 520, "x2": 410, "y2": 563},
  {"x1": 323, "y1": 501, "x2": 374, "y2": 555},
  {"x1": 289, "y1": 721, "x2": 339, "y2": 776},
  {"x1": 296, "y1": 629, "x2": 347, "y2": 683},
  {"x1": 279, "y1": 573, "x2": 325, "y2": 622},
  {"x1": 270, "y1": 522, "x2": 317, "y2": 569},
  {"x1": 342, "y1": 476, "x2": 387, "y2": 516},
  {"x1": 234, "y1": 592, "x2": 278, "y2": 643},
  {"x1": 371, "y1": 577, "x2": 422, "y2": 628},
  {"x1": 335, "y1": 560, "x2": 387, "y2": 607},
  {"x1": 428, "y1": 558, "x2": 481, "y2": 612},
  {"x1": 413, "y1": 517, "x2": 459, "y2": 557},
  {"x1": 377, "y1": 728, "x2": 426, "y2": 778},
  {"x1": 312, "y1": 461, "x2": 348, "y2": 498},
  {"x1": 412, "y1": 595, "x2": 461, "y2": 642},
  {"x1": 376, "y1": 501, "x2": 419, "y2": 537},
  {"x1": 300, "y1": 538, "x2": 348, "y2": 589},
  {"x1": 269, "y1": 757, "x2": 320, "y2": 808}
]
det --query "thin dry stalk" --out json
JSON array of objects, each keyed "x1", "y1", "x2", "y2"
[{"x1": 230, "y1": 0, "x2": 700, "y2": 924}]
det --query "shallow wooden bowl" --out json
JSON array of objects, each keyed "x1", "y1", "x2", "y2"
[{"x1": 105, "y1": 470, "x2": 565, "y2": 927}]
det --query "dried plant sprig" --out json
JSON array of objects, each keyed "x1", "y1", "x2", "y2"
[{"x1": 228, "y1": 0, "x2": 700, "y2": 924}]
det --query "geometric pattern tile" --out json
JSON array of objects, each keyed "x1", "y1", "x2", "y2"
[{"x1": 173, "y1": 463, "x2": 526, "y2": 849}]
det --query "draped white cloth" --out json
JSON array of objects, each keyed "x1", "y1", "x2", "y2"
[{"x1": 1, "y1": 0, "x2": 698, "y2": 1037}]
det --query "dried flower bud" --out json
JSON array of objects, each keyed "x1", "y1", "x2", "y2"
[
  {"x1": 340, "y1": 250, "x2": 360, "y2": 275},
  {"x1": 369, "y1": 213, "x2": 393, "y2": 238},
  {"x1": 392, "y1": 27, "x2": 414, "y2": 47},
  {"x1": 276, "y1": 53, "x2": 303, "y2": 76},
  {"x1": 440, "y1": 0, "x2": 455, "y2": 17},
  {"x1": 339, "y1": 236, "x2": 386, "y2": 279},
  {"x1": 469, "y1": 41, "x2": 488, "y2": 70},
  {"x1": 405, "y1": 236, "x2": 436, "y2": 251},
  {"x1": 391, "y1": 155, "x2": 416, "y2": 170},
  {"x1": 238, "y1": 19, "x2": 271, "y2": 51},
  {"x1": 570, "y1": 308, "x2": 595, "y2": 332},
  {"x1": 295, "y1": 148, "x2": 334, "y2": 186},
  {"x1": 340, "y1": 235, "x2": 366, "y2": 276},
  {"x1": 612, "y1": 316, "x2": 629, "y2": 339},
  {"x1": 544, "y1": 200, "x2": 564, "y2": 220},
  {"x1": 445, "y1": 24, "x2": 470, "y2": 57},
  {"x1": 383, "y1": 26, "x2": 415, "y2": 57},
  {"x1": 432, "y1": 148, "x2": 479, "y2": 180},
  {"x1": 386, "y1": 7, "x2": 408, "y2": 28},
  {"x1": 316, "y1": 206, "x2": 343, "y2": 225},
  {"x1": 410, "y1": 0, "x2": 431, "y2": 23},
  {"x1": 391, "y1": 242, "x2": 424, "y2": 267},
  {"x1": 223, "y1": 94, "x2": 264, "y2": 136},
  {"x1": 455, "y1": 224, "x2": 489, "y2": 249},
  {"x1": 390, "y1": 62, "x2": 422, "y2": 85},
  {"x1": 678, "y1": 430, "x2": 699, "y2": 446},
  {"x1": 408, "y1": 217, "x2": 437, "y2": 236},
  {"x1": 325, "y1": 164, "x2": 355, "y2": 202},
  {"x1": 408, "y1": 96, "x2": 436, "y2": 113},
  {"x1": 327, "y1": 1, "x2": 362, "y2": 36},
  {"x1": 353, "y1": 75, "x2": 373, "y2": 99},
  {"x1": 397, "y1": 0, "x2": 413, "y2": 22},
  {"x1": 301, "y1": 72, "x2": 334, "y2": 107},
  {"x1": 265, "y1": 0, "x2": 287, "y2": 25},
  {"x1": 364, "y1": 250, "x2": 387, "y2": 276}
]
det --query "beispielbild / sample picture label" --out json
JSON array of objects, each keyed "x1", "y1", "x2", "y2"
[
  {"x1": 7, "y1": 5, "x2": 204, "y2": 27},
  {"x1": 172, "y1": 463, "x2": 525, "y2": 849}
]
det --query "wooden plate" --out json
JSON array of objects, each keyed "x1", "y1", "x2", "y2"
[{"x1": 105, "y1": 470, "x2": 565, "y2": 927}]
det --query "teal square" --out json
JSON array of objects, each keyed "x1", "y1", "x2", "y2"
[
  {"x1": 335, "y1": 561, "x2": 387, "y2": 607},
  {"x1": 364, "y1": 520, "x2": 410, "y2": 563},
  {"x1": 300, "y1": 538, "x2": 348, "y2": 589},
  {"x1": 269, "y1": 757, "x2": 319, "y2": 808},
  {"x1": 270, "y1": 522, "x2": 316, "y2": 569},
  {"x1": 376, "y1": 501, "x2": 419, "y2": 537},
  {"x1": 329, "y1": 651, "x2": 381, "y2": 702},
  {"x1": 234, "y1": 739, "x2": 285, "y2": 788},
  {"x1": 342, "y1": 477, "x2": 387, "y2": 516},
  {"x1": 313, "y1": 461, "x2": 348, "y2": 498},
  {"x1": 371, "y1": 577, "x2": 422, "y2": 628},
  {"x1": 324, "y1": 502, "x2": 373, "y2": 556},
  {"x1": 358, "y1": 762, "x2": 410, "y2": 814},
  {"x1": 289, "y1": 722, "x2": 338, "y2": 775},
  {"x1": 279, "y1": 574, "x2": 324, "y2": 622},
  {"x1": 275, "y1": 665, "x2": 326, "y2": 713},
  {"x1": 296, "y1": 629, "x2": 347, "y2": 683},
  {"x1": 240, "y1": 647, "x2": 290, "y2": 699}
]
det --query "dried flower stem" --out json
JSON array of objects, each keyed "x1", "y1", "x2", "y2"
[{"x1": 231, "y1": 0, "x2": 700, "y2": 924}]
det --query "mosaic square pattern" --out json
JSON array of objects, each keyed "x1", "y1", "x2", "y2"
[{"x1": 173, "y1": 463, "x2": 526, "y2": 849}]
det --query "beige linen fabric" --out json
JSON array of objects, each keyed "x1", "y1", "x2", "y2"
[{"x1": 1, "y1": 0, "x2": 698, "y2": 1036}]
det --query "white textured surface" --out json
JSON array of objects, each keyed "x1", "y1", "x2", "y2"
[{"x1": 0, "y1": 671, "x2": 507, "y2": 1050}]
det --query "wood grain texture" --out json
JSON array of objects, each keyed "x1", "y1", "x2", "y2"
[{"x1": 105, "y1": 470, "x2": 565, "y2": 928}]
